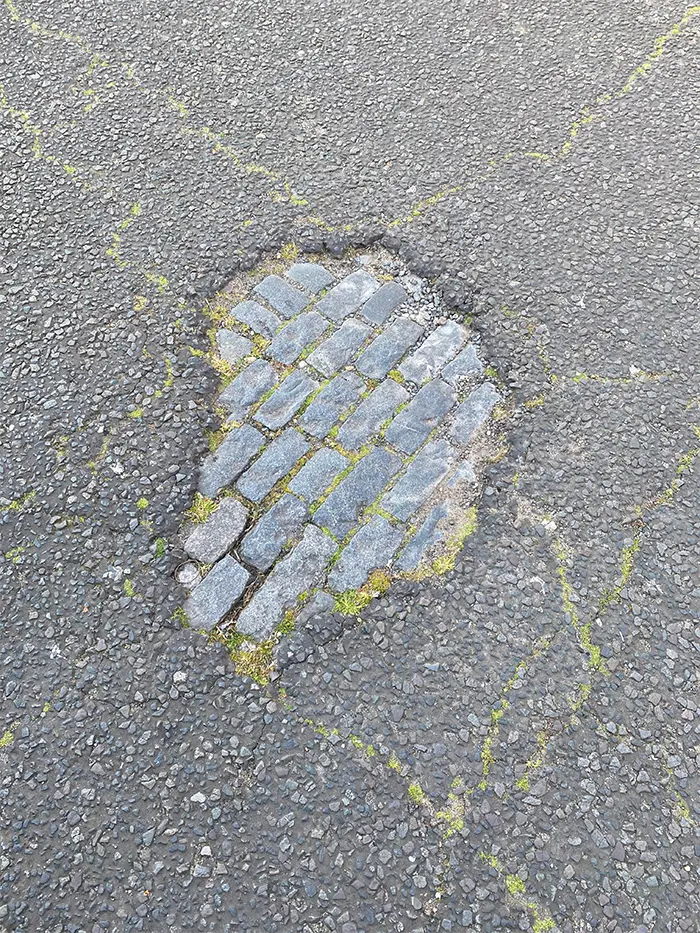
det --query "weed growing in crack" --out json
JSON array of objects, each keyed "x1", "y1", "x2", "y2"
[{"x1": 185, "y1": 494, "x2": 217, "y2": 524}]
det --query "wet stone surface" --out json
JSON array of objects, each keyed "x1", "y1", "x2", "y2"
[{"x1": 181, "y1": 252, "x2": 501, "y2": 643}]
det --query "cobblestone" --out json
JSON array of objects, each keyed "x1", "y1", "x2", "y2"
[
  {"x1": 254, "y1": 369, "x2": 318, "y2": 429},
  {"x1": 230, "y1": 298, "x2": 280, "y2": 337},
  {"x1": 236, "y1": 525, "x2": 337, "y2": 640},
  {"x1": 266, "y1": 311, "x2": 328, "y2": 364},
  {"x1": 215, "y1": 329, "x2": 253, "y2": 365},
  {"x1": 328, "y1": 515, "x2": 404, "y2": 591},
  {"x1": 450, "y1": 382, "x2": 501, "y2": 444},
  {"x1": 307, "y1": 318, "x2": 372, "y2": 376},
  {"x1": 298, "y1": 372, "x2": 365, "y2": 438},
  {"x1": 381, "y1": 439, "x2": 455, "y2": 521},
  {"x1": 288, "y1": 448, "x2": 349, "y2": 502},
  {"x1": 356, "y1": 316, "x2": 424, "y2": 379},
  {"x1": 198, "y1": 424, "x2": 264, "y2": 497},
  {"x1": 314, "y1": 447, "x2": 401, "y2": 539},
  {"x1": 218, "y1": 359, "x2": 277, "y2": 420},
  {"x1": 183, "y1": 498, "x2": 249, "y2": 564},
  {"x1": 237, "y1": 428, "x2": 310, "y2": 502},
  {"x1": 384, "y1": 379, "x2": 455, "y2": 453},
  {"x1": 239, "y1": 493, "x2": 308, "y2": 570},
  {"x1": 254, "y1": 273, "x2": 309, "y2": 318},
  {"x1": 316, "y1": 269, "x2": 379, "y2": 321},
  {"x1": 183, "y1": 555, "x2": 249, "y2": 631},
  {"x1": 442, "y1": 343, "x2": 483, "y2": 384},
  {"x1": 395, "y1": 503, "x2": 449, "y2": 571},
  {"x1": 336, "y1": 378, "x2": 408, "y2": 451},
  {"x1": 361, "y1": 281, "x2": 408, "y2": 324},
  {"x1": 286, "y1": 262, "x2": 334, "y2": 293},
  {"x1": 399, "y1": 320, "x2": 466, "y2": 385}
]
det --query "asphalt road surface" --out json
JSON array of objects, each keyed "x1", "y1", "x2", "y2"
[{"x1": 1, "y1": 1, "x2": 698, "y2": 931}]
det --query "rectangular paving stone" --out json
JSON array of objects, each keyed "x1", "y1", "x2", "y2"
[
  {"x1": 216, "y1": 330, "x2": 253, "y2": 365},
  {"x1": 239, "y1": 493, "x2": 308, "y2": 571},
  {"x1": 286, "y1": 262, "x2": 334, "y2": 294},
  {"x1": 298, "y1": 372, "x2": 365, "y2": 438},
  {"x1": 307, "y1": 318, "x2": 372, "y2": 377},
  {"x1": 183, "y1": 555, "x2": 249, "y2": 632},
  {"x1": 313, "y1": 447, "x2": 402, "y2": 540},
  {"x1": 288, "y1": 448, "x2": 349, "y2": 502},
  {"x1": 237, "y1": 428, "x2": 310, "y2": 503},
  {"x1": 336, "y1": 378, "x2": 408, "y2": 451},
  {"x1": 450, "y1": 383, "x2": 500, "y2": 445},
  {"x1": 399, "y1": 320, "x2": 466, "y2": 385},
  {"x1": 230, "y1": 299, "x2": 280, "y2": 338},
  {"x1": 361, "y1": 281, "x2": 407, "y2": 325},
  {"x1": 184, "y1": 498, "x2": 249, "y2": 564},
  {"x1": 384, "y1": 379, "x2": 455, "y2": 454},
  {"x1": 218, "y1": 359, "x2": 278, "y2": 421},
  {"x1": 381, "y1": 439, "x2": 455, "y2": 521},
  {"x1": 316, "y1": 270, "x2": 379, "y2": 322},
  {"x1": 328, "y1": 515, "x2": 404, "y2": 592},
  {"x1": 441, "y1": 343, "x2": 483, "y2": 385},
  {"x1": 236, "y1": 525, "x2": 337, "y2": 640},
  {"x1": 396, "y1": 504, "x2": 449, "y2": 572},
  {"x1": 199, "y1": 424, "x2": 265, "y2": 498},
  {"x1": 356, "y1": 317, "x2": 424, "y2": 379},
  {"x1": 254, "y1": 274, "x2": 309, "y2": 318},
  {"x1": 254, "y1": 370, "x2": 319, "y2": 430},
  {"x1": 266, "y1": 311, "x2": 329, "y2": 364}
]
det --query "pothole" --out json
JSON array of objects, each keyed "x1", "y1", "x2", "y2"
[{"x1": 176, "y1": 247, "x2": 506, "y2": 653}]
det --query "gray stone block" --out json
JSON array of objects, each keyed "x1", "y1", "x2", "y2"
[
  {"x1": 255, "y1": 370, "x2": 318, "y2": 430},
  {"x1": 297, "y1": 590, "x2": 335, "y2": 625},
  {"x1": 184, "y1": 498, "x2": 249, "y2": 564},
  {"x1": 199, "y1": 424, "x2": 264, "y2": 498},
  {"x1": 381, "y1": 439, "x2": 455, "y2": 521},
  {"x1": 230, "y1": 299, "x2": 280, "y2": 338},
  {"x1": 216, "y1": 330, "x2": 253, "y2": 365},
  {"x1": 316, "y1": 270, "x2": 379, "y2": 322},
  {"x1": 447, "y1": 460, "x2": 476, "y2": 488},
  {"x1": 328, "y1": 516, "x2": 404, "y2": 592},
  {"x1": 217, "y1": 359, "x2": 277, "y2": 420},
  {"x1": 286, "y1": 262, "x2": 333, "y2": 294},
  {"x1": 254, "y1": 274, "x2": 309, "y2": 318},
  {"x1": 450, "y1": 383, "x2": 500, "y2": 444},
  {"x1": 442, "y1": 344, "x2": 483, "y2": 385},
  {"x1": 336, "y1": 378, "x2": 408, "y2": 451},
  {"x1": 237, "y1": 429, "x2": 310, "y2": 503},
  {"x1": 298, "y1": 372, "x2": 365, "y2": 438},
  {"x1": 356, "y1": 317, "x2": 424, "y2": 379},
  {"x1": 239, "y1": 494, "x2": 308, "y2": 571},
  {"x1": 288, "y1": 448, "x2": 349, "y2": 502},
  {"x1": 267, "y1": 311, "x2": 328, "y2": 364},
  {"x1": 399, "y1": 320, "x2": 466, "y2": 385},
  {"x1": 183, "y1": 555, "x2": 249, "y2": 632},
  {"x1": 384, "y1": 379, "x2": 455, "y2": 453},
  {"x1": 361, "y1": 281, "x2": 407, "y2": 325},
  {"x1": 396, "y1": 505, "x2": 449, "y2": 571},
  {"x1": 314, "y1": 447, "x2": 401, "y2": 540},
  {"x1": 236, "y1": 525, "x2": 337, "y2": 640},
  {"x1": 307, "y1": 318, "x2": 372, "y2": 377}
]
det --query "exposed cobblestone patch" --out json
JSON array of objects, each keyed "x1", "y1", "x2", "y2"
[{"x1": 179, "y1": 250, "x2": 504, "y2": 646}]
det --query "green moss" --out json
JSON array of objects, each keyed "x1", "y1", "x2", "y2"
[
  {"x1": 186, "y1": 494, "x2": 218, "y2": 524},
  {"x1": 124, "y1": 578, "x2": 135, "y2": 597},
  {"x1": 3, "y1": 490, "x2": 36, "y2": 513},
  {"x1": 154, "y1": 538, "x2": 167, "y2": 559},
  {"x1": 0, "y1": 728, "x2": 15, "y2": 749},
  {"x1": 387, "y1": 752, "x2": 401, "y2": 772},
  {"x1": 173, "y1": 607, "x2": 189, "y2": 626},
  {"x1": 136, "y1": 497, "x2": 149, "y2": 510},
  {"x1": 506, "y1": 874, "x2": 525, "y2": 896},
  {"x1": 408, "y1": 782, "x2": 425, "y2": 805},
  {"x1": 129, "y1": 407, "x2": 144, "y2": 419}
]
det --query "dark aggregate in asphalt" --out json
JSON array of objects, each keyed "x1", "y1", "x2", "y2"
[{"x1": 1, "y1": 1, "x2": 698, "y2": 930}]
